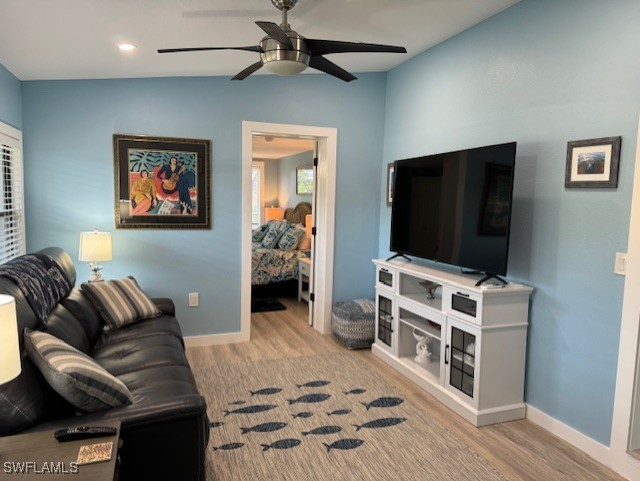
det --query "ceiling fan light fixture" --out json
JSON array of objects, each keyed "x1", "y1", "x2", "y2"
[
  {"x1": 264, "y1": 59, "x2": 307, "y2": 76},
  {"x1": 118, "y1": 43, "x2": 137, "y2": 52}
]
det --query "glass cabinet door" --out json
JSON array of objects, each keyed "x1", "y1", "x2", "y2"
[
  {"x1": 448, "y1": 323, "x2": 476, "y2": 399},
  {"x1": 377, "y1": 294, "x2": 393, "y2": 347}
]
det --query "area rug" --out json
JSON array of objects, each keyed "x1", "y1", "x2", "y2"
[
  {"x1": 193, "y1": 352, "x2": 505, "y2": 481},
  {"x1": 251, "y1": 298, "x2": 286, "y2": 313}
]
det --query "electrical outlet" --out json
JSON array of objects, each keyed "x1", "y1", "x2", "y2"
[
  {"x1": 188, "y1": 292, "x2": 199, "y2": 307},
  {"x1": 615, "y1": 252, "x2": 627, "y2": 276}
]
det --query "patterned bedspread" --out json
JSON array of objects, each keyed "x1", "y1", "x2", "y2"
[{"x1": 252, "y1": 243, "x2": 302, "y2": 285}]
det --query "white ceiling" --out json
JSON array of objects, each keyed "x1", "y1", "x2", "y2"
[
  {"x1": 0, "y1": 0, "x2": 520, "y2": 81},
  {"x1": 253, "y1": 136, "x2": 315, "y2": 160}
]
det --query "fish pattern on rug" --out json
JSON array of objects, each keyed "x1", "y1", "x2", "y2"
[
  {"x1": 195, "y1": 353, "x2": 506, "y2": 481},
  {"x1": 208, "y1": 380, "x2": 401, "y2": 455}
]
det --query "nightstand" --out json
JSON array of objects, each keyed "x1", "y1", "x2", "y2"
[
  {"x1": 0, "y1": 420, "x2": 121, "y2": 480},
  {"x1": 298, "y1": 257, "x2": 311, "y2": 302}
]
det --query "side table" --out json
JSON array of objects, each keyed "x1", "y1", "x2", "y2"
[
  {"x1": 298, "y1": 257, "x2": 311, "y2": 302},
  {"x1": 0, "y1": 420, "x2": 121, "y2": 480}
]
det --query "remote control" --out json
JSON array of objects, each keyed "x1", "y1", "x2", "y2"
[{"x1": 54, "y1": 426, "x2": 117, "y2": 442}]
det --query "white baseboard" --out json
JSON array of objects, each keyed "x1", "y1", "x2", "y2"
[
  {"x1": 184, "y1": 331, "x2": 249, "y2": 348},
  {"x1": 526, "y1": 404, "x2": 614, "y2": 470}
]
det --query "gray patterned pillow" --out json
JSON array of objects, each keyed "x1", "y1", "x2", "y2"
[
  {"x1": 252, "y1": 221, "x2": 272, "y2": 242},
  {"x1": 24, "y1": 328, "x2": 133, "y2": 412},
  {"x1": 81, "y1": 276, "x2": 161, "y2": 329},
  {"x1": 278, "y1": 227, "x2": 305, "y2": 251},
  {"x1": 260, "y1": 220, "x2": 291, "y2": 248}
]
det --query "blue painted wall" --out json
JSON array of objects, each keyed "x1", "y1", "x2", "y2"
[
  {"x1": 380, "y1": 0, "x2": 640, "y2": 445},
  {"x1": 22, "y1": 74, "x2": 386, "y2": 336},
  {"x1": 0, "y1": 63, "x2": 22, "y2": 129}
]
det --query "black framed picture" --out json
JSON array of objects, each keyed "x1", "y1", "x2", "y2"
[
  {"x1": 387, "y1": 162, "x2": 395, "y2": 206},
  {"x1": 565, "y1": 136, "x2": 621, "y2": 188},
  {"x1": 114, "y1": 134, "x2": 211, "y2": 229}
]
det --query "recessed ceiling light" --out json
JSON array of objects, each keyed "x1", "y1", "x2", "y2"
[{"x1": 118, "y1": 43, "x2": 137, "y2": 52}]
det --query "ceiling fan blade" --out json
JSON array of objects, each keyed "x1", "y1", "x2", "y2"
[
  {"x1": 158, "y1": 46, "x2": 262, "y2": 54},
  {"x1": 309, "y1": 56, "x2": 357, "y2": 82},
  {"x1": 305, "y1": 39, "x2": 406, "y2": 56},
  {"x1": 255, "y1": 21, "x2": 293, "y2": 49},
  {"x1": 232, "y1": 62, "x2": 263, "y2": 81}
]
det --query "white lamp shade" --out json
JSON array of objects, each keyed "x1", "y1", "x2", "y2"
[
  {"x1": 265, "y1": 207, "x2": 284, "y2": 222},
  {"x1": 0, "y1": 295, "x2": 21, "y2": 384},
  {"x1": 78, "y1": 230, "x2": 113, "y2": 262},
  {"x1": 305, "y1": 214, "x2": 313, "y2": 238}
]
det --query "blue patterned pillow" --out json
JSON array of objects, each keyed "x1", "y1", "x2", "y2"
[
  {"x1": 260, "y1": 220, "x2": 291, "y2": 248},
  {"x1": 278, "y1": 227, "x2": 305, "y2": 251},
  {"x1": 252, "y1": 221, "x2": 272, "y2": 242}
]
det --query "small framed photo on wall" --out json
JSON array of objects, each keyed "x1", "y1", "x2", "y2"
[
  {"x1": 387, "y1": 162, "x2": 395, "y2": 206},
  {"x1": 565, "y1": 136, "x2": 621, "y2": 188}
]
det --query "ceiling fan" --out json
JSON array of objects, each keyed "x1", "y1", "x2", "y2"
[{"x1": 158, "y1": 0, "x2": 407, "y2": 82}]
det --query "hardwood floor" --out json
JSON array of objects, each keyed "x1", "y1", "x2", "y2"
[{"x1": 186, "y1": 297, "x2": 625, "y2": 481}]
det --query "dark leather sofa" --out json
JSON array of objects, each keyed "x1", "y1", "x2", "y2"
[{"x1": 0, "y1": 247, "x2": 209, "y2": 481}]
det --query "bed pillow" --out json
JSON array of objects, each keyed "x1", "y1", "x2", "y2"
[
  {"x1": 252, "y1": 221, "x2": 272, "y2": 242},
  {"x1": 260, "y1": 220, "x2": 291, "y2": 248},
  {"x1": 24, "y1": 328, "x2": 133, "y2": 412},
  {"x1": 81, "y1": 276, "x2": 161, "y2": 329},
  {"x1": 278, "y1": 227, "x2": 305, "y2": 251}
]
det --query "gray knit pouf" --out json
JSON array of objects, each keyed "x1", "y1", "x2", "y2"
[{"x1": 332, "y1": 299, "x2": 375, "y2": 349}]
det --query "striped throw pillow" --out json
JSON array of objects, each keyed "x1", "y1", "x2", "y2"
[
  {"x1": 24, "y1": 328, "x2": 133, "y2": 412},
  {"x1": 81, "y1": 277, "x2": 162, "y2": 329}
]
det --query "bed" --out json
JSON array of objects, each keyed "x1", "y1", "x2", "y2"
[{"x1": 251, "y1": 202, "x2": 312, "y2": 298}]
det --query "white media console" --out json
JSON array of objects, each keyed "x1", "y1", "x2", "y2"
[{"x1": 372, "y1": 258, "x2": 533, "y2": 426}]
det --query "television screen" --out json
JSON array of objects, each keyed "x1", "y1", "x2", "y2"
[{"x1": 390, "y1": 142, "x2": 516, "y2": 276}]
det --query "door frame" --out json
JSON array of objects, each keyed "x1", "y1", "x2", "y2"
[
  {"x1": 610, "y1": 114, "x2": 640, "y2": 479},
  {"x1": 240, "y1": 121, "x2": 337, "y2": 340}
]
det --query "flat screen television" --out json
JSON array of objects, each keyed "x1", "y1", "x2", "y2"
[{"x1": 390, "y1": 142, "x2": 517, "y2": 281}]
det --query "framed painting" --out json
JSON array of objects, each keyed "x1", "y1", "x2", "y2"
[
  {"x1": 387, "y1": 162, "x2": 395, "y2": 206},
  {"x1": 296, "y1": 165, "x2": 313, "y2": 195},
  {"x1": 114, "y1": 134, "x2": 211, "y2": 229},
  {"x1": 565, "y1": 136, "x2": 621, "y2": 188}
]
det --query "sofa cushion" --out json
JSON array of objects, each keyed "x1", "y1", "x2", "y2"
[
  {"x1": 92, "y1": 334, "x2": 189, "y2": 377},
  {"x1": 95, "y1": 315, "x2": 184, "y2": 349},
  {"x1": 61, "y1": 287, "x2": 104, "y2": 348},
  {"x1": 81, "y1": 277, "x2": 161, "y2": 329},
  {"x1": 24, "y1": 328, "x2": 134, "y2": 412},
  {"x1": 44, "y1": 304, "x2": 91, "y2": 353}
]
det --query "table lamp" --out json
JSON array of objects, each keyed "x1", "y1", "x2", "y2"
[
  {"x1": 78, "y1": 229, "x2": 112, "y2": 282},
  {"x1": 0, "y1": 295, "x2": 21, "y2": 386},
  {"x1": 305, "y1": 214, "x2": 313, "y2": 239},
  {"x1": 265, "y1": 206, "x2": 284, "y2": 222}
]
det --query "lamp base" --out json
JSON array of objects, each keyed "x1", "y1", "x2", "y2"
[{"x1": 88, "y1": 263, "x2": 104, "y2": 283}]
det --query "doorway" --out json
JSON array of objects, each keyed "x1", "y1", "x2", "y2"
[
  {"x1": 240, "y1": 121, "x2": 337, "y2": 341},
  {"x1": 251, "y1": 135, "x2": 316, "y2": 324},
  {"x1": 609, "y1": 114, "x2": 640, "y2": 479}
]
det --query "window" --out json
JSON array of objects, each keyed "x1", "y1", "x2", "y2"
[
  {"x1": 251, "y1": 162, "x2": 265, "y2": 228},
  {"x1": 0, "y1": 122, "x2": 25, "y2": 264}
]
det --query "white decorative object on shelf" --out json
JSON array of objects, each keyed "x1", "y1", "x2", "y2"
[{"x1": 413, "y1": 329, "x2": 431, "y2": 365}]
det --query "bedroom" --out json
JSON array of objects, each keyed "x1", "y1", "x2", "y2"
[{"x1": 250, "y1": 134, "x2": 316, "y2": 316}]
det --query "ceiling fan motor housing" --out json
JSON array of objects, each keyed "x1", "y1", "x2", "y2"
[{"x1": 260, "y1": 34, "x2": 310, "y2": 75}]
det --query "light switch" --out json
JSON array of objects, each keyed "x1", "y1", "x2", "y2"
[
  {"x1": 615, "y1": 252, "x2": 627, "y2": 276},
  {"x1": 189, "y1": 292, "x2": 199, "y2": 307}
]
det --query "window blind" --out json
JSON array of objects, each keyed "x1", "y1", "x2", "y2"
[{"x1": 0, "y1": 123, "x2": 25, "y2": 264}]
